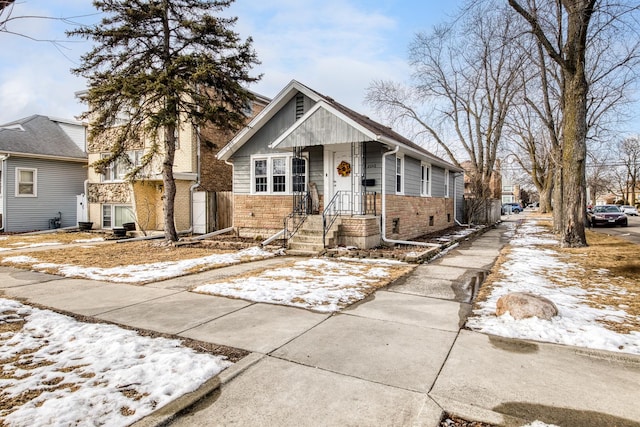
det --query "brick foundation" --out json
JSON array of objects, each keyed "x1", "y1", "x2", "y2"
[
  {"x1": 234, "y1": 194, "x2": 294, "y2": 238},
  {"x1": 339, "y1": 216, "x2": 381, "y2": 248},
  {"x1": 384, "y1": 195, "x2": 454, "y2": 241}
]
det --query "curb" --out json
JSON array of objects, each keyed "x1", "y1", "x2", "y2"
[{"x1": 131, "y1": 352, "x2": 266, "y2": 427}]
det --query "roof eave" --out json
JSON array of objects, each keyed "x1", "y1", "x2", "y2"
[
  {"x1": 0, "y1": 151, "x2": 88, "y2": 163},
  {"x1": 376, "y1": 135, "x2": 462, "y2": 172},
  {"x1": 217, "y1": 80, "x2": 324, "y2": 161}
]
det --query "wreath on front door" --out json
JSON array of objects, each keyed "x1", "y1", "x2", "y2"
[{"x1": 337, "y1": 160, "x2": 351, "y2": 177}]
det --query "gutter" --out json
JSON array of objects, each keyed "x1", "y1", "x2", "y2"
[
  {"x1": 376, "y1": 134, "x2": 463, "y2": 173},
  {"x1": 381, "y1": 146, "x2": 439, "y2": 248},
  {"x1": 0, "y1": 150, "x2": 87, "y2": 163}
]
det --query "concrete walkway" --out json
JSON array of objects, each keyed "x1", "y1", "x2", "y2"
[{"x1": 2, "y1": 218, "x2": 640, "y2": 427}]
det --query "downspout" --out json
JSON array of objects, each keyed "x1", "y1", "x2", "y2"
[
  {"x1": 81, "y1": 179, "x2": 89, "y2": 224},
  {"x1": 381, "y1": 146, "x2": 439, "y2": 248},
  {"x1": 186, "y1": 125, "x2": 202, "y2": 235},
  {"x1": 0, "y1": 154, "x2": 8, "y2": 231},
  {"x1": 224, "y1": 159, "x2": 235, "y2": 233},
  {"x1": 453, "y1": 172, "x2": 468, "y2": 226}
]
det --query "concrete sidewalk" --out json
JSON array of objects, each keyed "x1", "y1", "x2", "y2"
[{"x1": 2, "y1": 218, "x2": 639, "y2": 426}]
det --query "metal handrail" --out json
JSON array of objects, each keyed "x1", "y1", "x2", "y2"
[
  {"x1": 283, "y1": 192, "x2": 311, "y2": 247},
  {"x1": 322, "y1": 191, "x2": 343, "y2": 248}
]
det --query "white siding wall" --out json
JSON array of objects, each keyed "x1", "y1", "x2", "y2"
[
  {"x1": 5, "y1": 157, "x2": 86, "y2": 232},
  {"x1": 56, "y1": 122, "x2": 87, "y2": 152}
]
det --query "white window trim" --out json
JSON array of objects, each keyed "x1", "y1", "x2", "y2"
[
  {"x1": 101, "y1": 204, "x2": 135, "y2": 229},
  {"x1": 444, "y1": 169, "x2": 450, "y2": 198},
  {"x1": 15, "y1": 167, "x2": 37, "y2": 197},
  {"x1": 250, "y1": 154, "x2": 308, "y2": 195},
  {"x1": 100, "y1": 150, "x2": 144, "y2": 182},
  {"x1": 395, "y1": 155, "x2": 404, "y2": 195},
  {"x1": 421, "y1": 162, "x2": 432, "y2": 197}
]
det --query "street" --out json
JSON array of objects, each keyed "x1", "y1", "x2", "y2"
[{"x1": 589, "y1": 212, "x2": 640, "y2": 245}]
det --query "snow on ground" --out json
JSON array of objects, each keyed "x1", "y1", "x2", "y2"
[
  {"x1": 2, "y1": 246, "x2": 276, "y2": 284},
  {"x1": 0, "y1": 298, "x2": 229, "y2": 427},
  {"x1": 434, "y1": 225, "x2": 484, "y2": 242},
  {"x1": 466, "y1": 220, "x2": 640, "y2": 355},
  {"x1": 194, "y1": 257, "x2": 408, "y2": 312},
  {"x1": 69, "y1": 237, "x2": 105, "y2": 244},
  {"x1": 0, "y1": 237, "x2": 105, "y2": 252}
]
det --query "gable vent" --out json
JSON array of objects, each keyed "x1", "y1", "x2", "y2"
[{"x1": 295, "y1": 94, "x2": 304, "y2": 120}]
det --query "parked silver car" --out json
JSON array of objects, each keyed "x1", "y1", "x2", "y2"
[{"x1": 620, "y1": 205, "x2": 638, "y2": 216}]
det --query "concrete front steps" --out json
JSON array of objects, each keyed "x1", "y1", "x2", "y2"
[{"x1": 287, "y1": 215, "x2": 341, "y2": 256}]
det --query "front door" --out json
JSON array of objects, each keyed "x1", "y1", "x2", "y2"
[{"x1": 332, "y1": 150, "x2": 353, "y2": 213}]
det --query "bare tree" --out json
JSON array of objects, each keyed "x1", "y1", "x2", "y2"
[
  {"x1": 508, "y1": 0, "x2": 640, "y2": 247},
  {"x1": 618, "y1": 136, "x2": 640, "y2": 204},
  {"x1": 506, "y1": 35, "x2": 562, "y2": 215},
  {"x1": 586, "y1": 149, "x2": 615, "y2": 205},
  {"x1": 0, "y1": 0, "x2": 14, "y2": 29},
  {"x1": 366, "y1": 2, "x2": 524, "y2": 223}
]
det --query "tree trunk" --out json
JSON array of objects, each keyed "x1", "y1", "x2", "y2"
[
  {"x1": 560, "y1": 73, "x2": 587, "y2": 247},
  {"x1": 539, "y1": 180, "x2": 553, "y2": 214},
  {"x1": 552, "y1": 156, "x2": 563, "y2": 233},
  {"x1": 163, "y1": 123, "x2": 179, "y2": 241},
  {"x1": 558, "y1": 1, "x2": 591, "y2": 248}
]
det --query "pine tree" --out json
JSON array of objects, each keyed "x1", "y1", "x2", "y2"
[{"x1": 70, "y1": 0, "x2": 260, "y2": 241}]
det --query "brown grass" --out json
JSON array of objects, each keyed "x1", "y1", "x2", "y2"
[
  {"x1": 0, "y1": 231, "x2": 102, "y2": 248},
  {"x1": 476, "y1": 224, "x2": 640, "y2": 335},
  {"x1": 0, "y1": 237, "x2": 239, "y2": 280},
  {"x1": 561, "y1": 230, "x2": 640, "y2": 333}
]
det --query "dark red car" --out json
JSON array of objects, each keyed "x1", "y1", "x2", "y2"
[{"x1": 587, "y1": 205, "x2": 628, "y2": 227}]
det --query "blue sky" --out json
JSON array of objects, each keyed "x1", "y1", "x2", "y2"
[{"x1": 0, "y1": 0, "x2": 463, "y2": 124}]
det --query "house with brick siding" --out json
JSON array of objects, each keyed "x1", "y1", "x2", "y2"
[
  {"x1": 217, "y1": 80, "x2": 464, "y2": 252},
  {"x1": 81, "y1": 91, "x2": 270, "y2": 233}
]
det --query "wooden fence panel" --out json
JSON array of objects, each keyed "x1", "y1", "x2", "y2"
[{"x1": 208, "y1": 191, "x2": 233, "y2": 231}]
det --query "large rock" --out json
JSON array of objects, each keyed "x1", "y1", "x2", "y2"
[{"x1": 496, "y1": 292, "x2": 558, "y2": 320}]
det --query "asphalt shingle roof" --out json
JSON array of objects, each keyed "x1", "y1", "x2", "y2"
[
  {"x1": 300, "y1": 82, "x2": 461, "y2": 171},
  {"x1": 0, "y1": 115, "x2": 86, "y2": 159}
]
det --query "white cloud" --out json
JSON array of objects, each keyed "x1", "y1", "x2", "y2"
[
  {"x1": 0, "y1": 0, "x2": 430, "y2": 128},
  {"x1": 232, "y1": 0, "x2": 409, "y2": 119}
]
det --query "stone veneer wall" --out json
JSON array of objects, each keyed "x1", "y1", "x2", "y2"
[
  {"x1": 87, "y1": 183, "x2": 131, "y2": 204},
  {"x1": 384, "y1": 195, "x2": 454, "y2": 241}
]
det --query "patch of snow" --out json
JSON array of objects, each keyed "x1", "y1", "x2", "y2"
[
  {"x1": 72, "y1": 237, "x2": 105, "y2": 243},
  {"x1": 2, "y1": 247, "x2": 276, "y2": 284},
  {"x1": 0, "y1": 298, "x2": 230, "y2": 426},
  {"x1": 194, "y1": 257, "x2": 406, "y2": 312},
  {"x1": 8, "y1": 242, "x2": 62, "y2": 248},
  {"x1": 522, "y1": 422, "x2": 561, "y2": 427},
  {"x1": 467, "y1": 219, "x2": 640, "y2": 355}
]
